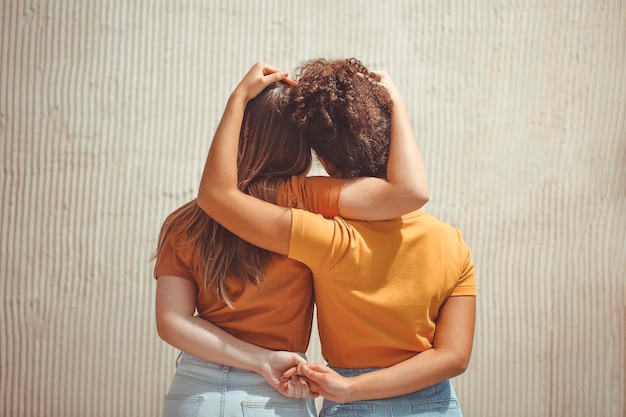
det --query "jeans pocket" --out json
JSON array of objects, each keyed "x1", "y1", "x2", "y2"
[
  {"x1": 163, "y1": 394, "x2": 204, "y2": 417},
  {"x1": 241, "y1": 400, "x2": 308, "y2": 417},
  {"x1": 408, "y1": 398, "x2": 460, "y2": 414},
  {"x1": 321, "y1": 401, "x2": 376, "y2": 416}
]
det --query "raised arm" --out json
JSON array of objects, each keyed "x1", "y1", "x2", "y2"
[
  {"x1": 337, "y1": 71, "x2": 429, "y2": 220},
  {"x1": 197, "y1": 63, "x2": 429, "y2": 254},
  {"x1": 198, "y1": 62, "x2": 294, "y2": 255},
  {"x1": 155, "y1": 274, "x2": 309, "y2": 397},
  {"x1": 294, "y1": 296, "x2": 476, "y2": 402},
  {"x1": 199, "y1": 63, "x2": 429, "y2": 234}
]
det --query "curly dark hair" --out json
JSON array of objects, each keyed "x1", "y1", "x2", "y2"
[{"x1": 287, "y1": 58, "x2": 393, "y2": 179}]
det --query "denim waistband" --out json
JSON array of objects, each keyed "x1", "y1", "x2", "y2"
[
  {"x1": 178, "y1": 351, "x2": 308, "y2": 373},
  {"x1": 327, "y1": 365, "x2": 384, "y2": 377}
]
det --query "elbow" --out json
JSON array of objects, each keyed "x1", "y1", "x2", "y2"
[
  {"x1": 196, "y1": 190, "x2": 210, "y2": 214},
  {"x1": 417, "y1": 192, "x2": 429, "y2": 209},
  {"x1": 450, "y1": 353, "x2": 471, "y2": 377},
  {"x1": 155, "y1": 313, "x2": 176, "y2": 344},
  {"x1": 454, "y1": 358, "x2": 470, "y2": 376},
  {"x1": 436, "y1": 347, "x2": 472, "y2": 378},
  {"x1": 197, "y1": 182, "x2": 222, "y2": 217},
  {"x1": 155, "y1": 316, "x2": 168, "y2": 341},
  {"x1": 402, "y1": 178, "x2": 429, "y2": 210},
  {"x1": 409, "y1": 187, "x2": 429, "y2": 210}
]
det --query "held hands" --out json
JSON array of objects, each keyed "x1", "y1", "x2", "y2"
[
  {"x1": 258, "y1": 350, "x2": 311, "y2": 399},
  {"x1": 283, "y1": 363, "x2": 354, "y2": 404},
  {"x1": 232, "y1": 61, "x2": 296, "y2": 103}
]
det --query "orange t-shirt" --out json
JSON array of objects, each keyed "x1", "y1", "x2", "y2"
[
  {"x1": 154, "y1": 175, "x2": 343, "y2": 352},
  {"x1": 289, "y1": 209, "x2": 476, "y2": 367}
]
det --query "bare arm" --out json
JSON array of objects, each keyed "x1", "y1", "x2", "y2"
[
  {"x1": 338, "y1": 71, "x2": 429, "y2": 220},
  {"x1": 155, "y1": 275, "x2": 309, "y2": 397},
  {"x1": 295, "y1": 296, "x2": 476, "y2": 402}
]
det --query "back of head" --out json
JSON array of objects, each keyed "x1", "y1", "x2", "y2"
[
  {"x1": 239, "y1": 82, "x2": 312, "y2": 192},
  {"x1": 288, "y1": 58, "x2": 392, "y2": 179},
  {"x1": 156, "y1": 82, "x2": 310, "y2": 306}
]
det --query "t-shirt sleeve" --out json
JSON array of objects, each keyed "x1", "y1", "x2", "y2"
[
  {"x1": 449, "y1": 231, "x2": 477, "y2": 297},
  {"x1": 288, "y1": 208, "x2": 349, "y2": 273},
  {"x1": 276, "y1": 176, "x2": 343, "y2": 218},
  {"x1": 153, "y1": 234, "x2": 194, "y2": 280}
]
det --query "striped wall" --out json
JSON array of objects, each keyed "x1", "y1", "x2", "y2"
[{"x1": 1, "y1": 1, "x2": 624, "y2": 416}]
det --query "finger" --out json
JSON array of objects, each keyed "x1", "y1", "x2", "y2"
[
  {"x1": 298, "y1": 377, "x2": 311, "y2": 398},
  {"x1": 263, "y1": 70, "x2": 290, "y2": 85},
  {"x1": 257, "y1": 62, "x2": 286, "y2": 79},
  {"x1": 282, "y1": 76, "x2": 297, "y2": 86},
  {"x1": 256, "y1": 62, "x2": 295, "y2": 85},
  {"x1": 291, "y1": 375, "x2": 304, "y2": 397},
  {"x1": 280, "y1": 380, "x2": 294, "y2": 397},
  {"x1": 291, "y1": 382, "x2": 303, "y2": 398},
  {"x1": 286, "y1": 379, "x2": 302, "y2": 398},
  {"x1": 300, "y1": 366, "x2": 321, "y2": 382},
  {"x1": 258, "y1": 62, "x2": 281, "y2": 75},
  {"x1": 297, "y1": 363, "x2": 309, "y2": 374},
  {"x1": 369, "y1": 72, "x2": 382, "y2": 82},
  {"x1": 306, "y1": 363, "x2": 329, "y2": 372},
  {"x1": 282, "y1": 366, "x2": 298, "y2": 380}
]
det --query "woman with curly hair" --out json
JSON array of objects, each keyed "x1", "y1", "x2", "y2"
[
  {"x1": 153, "y1": 63, "x2": 429, "y2": 416},
  {"x1": 199, "y1": 59, "x2": 476, "y2": 417}
]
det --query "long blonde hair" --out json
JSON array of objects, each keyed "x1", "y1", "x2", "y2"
[{"x1": 155, "y1": 83, "x2": 312, "y2": 306}]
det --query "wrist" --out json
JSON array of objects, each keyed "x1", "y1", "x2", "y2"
[
  {"x1": 251, "y1": 349, "x2": 273, "y2": 376},
  {"x1": 390, "y1": 95, "x2": 407, "y2": 112},
  {"x1": 343, "y1": 374, "x2": 365, "y2": 402},
  {"x1": 228, "y1": 90, "x2": 249, "y2": 107}
]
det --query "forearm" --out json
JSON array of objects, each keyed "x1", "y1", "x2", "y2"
[
  {"x1": 385, "y1": 95, "x2": 429, "y2": 205},
  {"x1": 345, "y1": 348, "x2": 468, "y2": 402},
  {"x1": 198, "y1": 93, "x2": 246, "y2": 214},
  {"x1": 157, "y1": 310, "x2": 269, "y2": 374}
]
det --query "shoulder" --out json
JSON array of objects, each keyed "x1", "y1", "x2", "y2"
[{"x1": 406, "y1": 210, "x2": 471, "y2": 250}]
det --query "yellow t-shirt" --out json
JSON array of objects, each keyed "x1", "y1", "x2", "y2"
[
  {"x1": 289, "y1": 209, "x2": 476, "y2": 368},
  {"x1": 154, "y1": 175, "x2": 343, "y2": 352}
]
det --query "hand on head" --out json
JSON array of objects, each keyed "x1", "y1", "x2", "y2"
[
  {"x1": 233, "y1": 62, "x2": 296, "y2": 103},
  {"x1": 369, "y1": 70, "x2": 401, "y2": 102}
]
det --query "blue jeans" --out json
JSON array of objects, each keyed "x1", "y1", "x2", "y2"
[
  {"x1": 319, "y1": 367, "x2": 463, "y2": 417},
  {"x1": 163, "y1": 352, "x2": 317, "y2": 417}
]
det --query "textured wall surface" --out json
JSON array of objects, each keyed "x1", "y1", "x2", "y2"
[{"x1": 1, "y1": 1, "x2": 625, "y2": 416}]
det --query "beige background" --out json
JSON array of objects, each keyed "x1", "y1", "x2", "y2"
[{"x1": 1, "y1": 1, "x2": 625, "y2": 416}]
